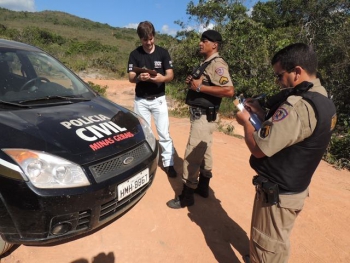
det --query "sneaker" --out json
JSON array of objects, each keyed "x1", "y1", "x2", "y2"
[{"x1": 164, "y1": 166, "x2": 177, "y2": 178}]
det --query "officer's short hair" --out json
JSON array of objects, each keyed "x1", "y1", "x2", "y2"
[
  {"x1": 271, "y1": 43, "x2": 318, "y2": 75},
  {"x1": 137, "y1": 21, "x2": 155, "y2": 40}
]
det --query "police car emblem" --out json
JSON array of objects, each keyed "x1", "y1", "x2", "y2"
[{"x1": 123, "y1": 156, "x2": 134, "y2": 165}]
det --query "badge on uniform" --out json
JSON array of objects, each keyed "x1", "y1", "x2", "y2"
[
  {"x1": 272, "y1": 107, "x2": 288, "y2": 122},
  {"x1": 219, "y1": 76, "x2": 228, "y2": 85},
  {"x1": 259, "y1": 122, "x2": 272, "y2": 138},
  {"x1": 215, "y1": 67, "x2": 224, "y2": 76},
  {"x1": 331, "y1": 114, "x2": 337, "y2": 131}
]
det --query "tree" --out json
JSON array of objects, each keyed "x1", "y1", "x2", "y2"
[{"x1": 170, "y1": 0, "x2": 350, "y2": 168}]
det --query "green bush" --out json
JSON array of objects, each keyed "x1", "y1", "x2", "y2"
[
  {"x1": 325, "y1": 134, "x2": 350, "y2": 170},
  {"x1": 87, "y1": 81, "x2": 107, "y2": 96}
]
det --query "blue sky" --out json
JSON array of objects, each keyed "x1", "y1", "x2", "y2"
[{"x1": 0, "y1": 0, "x2": 259, "y2": 36}]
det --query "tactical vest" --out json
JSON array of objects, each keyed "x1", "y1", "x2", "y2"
[
  {"x1": 185, "y1": 57, "x2": 222, "y2": 108},
  {"x1": 250, "y1": 88, "x2": 337, "y2": 192}
]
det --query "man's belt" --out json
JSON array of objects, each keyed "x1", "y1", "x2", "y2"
[{"x1": 142, "y1": 94, "x2": 163, "y2": 100}]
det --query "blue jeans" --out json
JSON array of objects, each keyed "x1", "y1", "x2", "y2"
[{"x1": 134, "y1": 95, "x2": 174, "y2": 167}]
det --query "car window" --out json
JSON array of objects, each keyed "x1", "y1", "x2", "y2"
[{"x1": 0, "y1": 49, "x2": 95, "y2": 104}]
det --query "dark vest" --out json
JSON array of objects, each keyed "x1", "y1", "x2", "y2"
[
  {"x1": 186, "y1": 86, "x2": 222, "y2": 108},
  {"x1": 185, "y1": 57, "x2": 222, "y2": 108},
  {"x1": 250, "y1": 85, "x2": 337, "y2": 192}
]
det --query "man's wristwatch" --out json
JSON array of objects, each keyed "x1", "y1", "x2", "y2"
[{"x1": 196, "y1": 84, "x2": 202, "y2": 93}]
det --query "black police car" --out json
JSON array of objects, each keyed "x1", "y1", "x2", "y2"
[{"x1": 0, "y1": 39, "x2": 158, "y2": 255}]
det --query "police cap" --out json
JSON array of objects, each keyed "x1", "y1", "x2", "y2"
[{"x1": 201, "y1": 30, "x2": 222, "y2": 43}]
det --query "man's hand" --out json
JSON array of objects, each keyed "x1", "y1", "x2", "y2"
[
  {"x1": 236, "y1": 110, "x2": 251, "y2": 126},
  {"x1": 244, "y1": 98, "x2": 266, "y2": 122},
  {"x1": 185, "y1": 75, "x2": 193, "y2": 84},
  {"x1": 236, "y1": 102, "x2": 266, "y2": 158},
  {"x1": 185, "y1": 75, "x2": 202, "y2": 91},
  {"x1": 138, "y1": 72, "x2": 152, "y2": 81},
  {"x1": 149, "y1": 73, "x2": 161, "y2": 81}
]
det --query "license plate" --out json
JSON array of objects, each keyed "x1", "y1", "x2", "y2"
[{"x1": 117, "y1": 168, "x2": 149, "y2": 201}]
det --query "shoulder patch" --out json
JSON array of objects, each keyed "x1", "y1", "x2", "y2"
[
  {"x1": 272, "y1": 107, "x2": 288, "y2": 122},
  {"x1": 331, "y1": 114, "x2": 337, "y2": 131},
  {"x1": 215, "y1": 67, "x2": 224, "y2": 76},
  {"x1": 259, "y1": 122, "x2": 272, "y2": 138},
  {"x1": 219, "y1": 76, "x2": 228, "y2": 85}
]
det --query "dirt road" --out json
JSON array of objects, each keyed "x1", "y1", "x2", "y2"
[{"x1": 1, "y1": 79, "x2": 350, "y2": 263}]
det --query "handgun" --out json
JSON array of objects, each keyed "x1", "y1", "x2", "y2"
[{"x1": 132, "y1": 67, "x2": 157, "y2": 77}]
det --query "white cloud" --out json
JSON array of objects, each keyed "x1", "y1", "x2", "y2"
[
  {"x1": 198, "y1": 23, "x2": 214, "y2": 32},
  {"x1": 247, "y1": 7, "x2": 254, "y2": 17},
  {"x1": 161, "y1": 25, "x2": 177, "y2": 36},
  {"x1": 124, "y1": 23, "x2": 139, "y2": 29},
  {"x1": 179, "y1": 23, "x2": 215, "y2": 33},
  {"x1": 0, "y1": 0, "x2": 35, "y2": 12}
]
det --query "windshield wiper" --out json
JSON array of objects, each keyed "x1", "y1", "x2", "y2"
[
  {"x1": 18, "y1": 95, "x2": 91, "y2": 104},
  {"x1": 0, "y1": 100, "x2": 30, "y2": 108}
]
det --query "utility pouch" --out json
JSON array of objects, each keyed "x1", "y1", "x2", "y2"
[
  {"x1": 189, "y1": 107, "x2": 202, "y2": 120},
  {"x1": 252, "y1": 175, "x2": 280, "y2": 205},
  {"x1": 206, "y1": 106, "x2": 217, "y2": 122}
]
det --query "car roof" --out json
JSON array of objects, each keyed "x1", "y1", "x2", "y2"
[{"x1": 0, "y1": 38, "x2": 43, "y2": 52}]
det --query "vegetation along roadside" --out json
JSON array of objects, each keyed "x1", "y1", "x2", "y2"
[{"x1": 0, "y1": 0, "x2": 349, "y2": 169}]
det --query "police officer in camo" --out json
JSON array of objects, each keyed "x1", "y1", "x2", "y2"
[
  {"x1": 167, "y1": 30, "x2": 235, "y2": 209},
  {"x1": 236, "y1": 43, "x2": 337, "y2": 263}
]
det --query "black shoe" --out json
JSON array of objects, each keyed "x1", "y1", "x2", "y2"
[
  {"x1": 166, "y1": 196, "x2": 184, "y2": 209},
  {"x1": 242, "y1": 255, "x2": 250, "y2": 263},
  {"x1": 164, "y1": 165, "x2": 177, "y2": 178},
  {"x1": 167, "y1": 185, "x2": 194, "y2": 209},
  {"x1": 166, "y1": 195, "x2": 194, "y2": 209},
  {"x1": 194, "y1": 187, "x2": 209, "y2": 198},
  {"x1": 194, "y1": 175, "x2": 210, "y2": 198}
]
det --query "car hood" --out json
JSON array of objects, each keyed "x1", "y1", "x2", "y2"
[{"x1": 0, "y1": 97, "x2": 145, "y2": 164}]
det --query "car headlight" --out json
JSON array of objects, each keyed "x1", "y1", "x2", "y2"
[
  {"x1": 2, "y1": 149, "x2": 90, "y2": 189},
  {"x1": 133, "y1": 113, "x2": 157, "y2": 151}
]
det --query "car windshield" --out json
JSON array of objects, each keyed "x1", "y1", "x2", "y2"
[{"x1": 0, "y1": 47, "x2": 95, "y2": 104}]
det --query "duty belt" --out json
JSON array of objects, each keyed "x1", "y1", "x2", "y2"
[{"x1": 253, "y1": 175, "x2": 302, "y2": 195}]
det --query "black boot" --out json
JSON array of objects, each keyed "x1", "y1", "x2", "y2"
[
  {"x1": 194, "y1": 174, "x2": 210, "y2": 198},
  {"x1": 166, "y1": 184, "x2": 194, "y2": 209}
]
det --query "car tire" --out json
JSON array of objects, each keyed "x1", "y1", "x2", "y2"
[{"x1": 0, "y1": 236, "x2": 13, "y2": 256}]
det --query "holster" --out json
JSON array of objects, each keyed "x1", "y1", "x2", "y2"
[
  {"x1": 189, "y1": 107, "x2": 217, "y2": 122},
  {"x1": 252, "y1": 175, "x2": 279, "y2": 205},
  {"x1": 206, "y1": 106, "x2": 217, "y2": 122}
]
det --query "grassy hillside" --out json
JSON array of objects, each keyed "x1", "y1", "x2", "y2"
[{"x1": 0, "y1": 7, "x2": 174, "y2": 78}]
